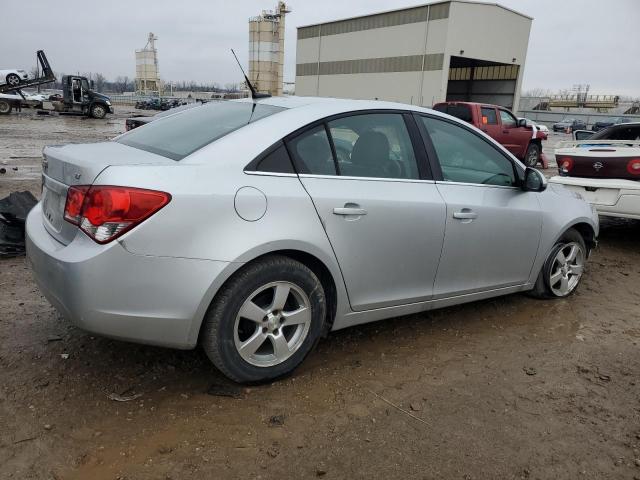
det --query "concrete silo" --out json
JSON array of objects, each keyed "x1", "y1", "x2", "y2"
[
  {"x1": 249, "y1": 2, "x2": 290, "y2": 96},
  {"x1": 135, "y1": 32, "x2": 162, "y2": 95}
]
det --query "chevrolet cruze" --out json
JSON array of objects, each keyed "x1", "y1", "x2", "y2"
[{"x1": 27, "y1": 97, "x2": 599, "y2": 383}]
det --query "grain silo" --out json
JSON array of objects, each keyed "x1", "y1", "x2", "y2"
[
  {"x1": 135, "y1": 32, "x2": 162, "y2": 95},
  {"x1": 248, "y1": 2, "x2": 290, "y2": 96}
]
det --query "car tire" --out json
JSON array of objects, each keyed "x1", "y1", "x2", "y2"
[
  {"x1": 6, "y1": 73, "x2": 21, "y2": 87},
  {"x1": 524, "y1": 143, "x2": 540, "y2": 167},
  {"x1": 90, "y1": 104, "x2": 107, "y2": 119},
  {"x1": 201, "y1": 255, "x2": 327, "y2": 383},
  {"x1": 529, "y1": 228, "x2": 587, "y2": 299},
  {"x1": 0, "y1": 100, "x2": 12, "y2": 115}
]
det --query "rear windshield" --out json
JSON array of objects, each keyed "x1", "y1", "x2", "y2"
[
  {"x1": 433, "y1": 104, "x2": 473, "y2": 123},
  {"x1": 117, "y1": 101, "x2": 286, "y2": 160}
]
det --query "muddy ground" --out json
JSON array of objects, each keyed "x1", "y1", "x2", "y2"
[{"x1": 1, "y1": 108, "x2": 639, "y2": 480}]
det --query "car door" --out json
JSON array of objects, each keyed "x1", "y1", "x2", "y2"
[
  {"x1": 479, "y1": 106, "x2": 501, "y2": 139},
  {"x1": 498, "y1": 109, "x2": 530, "y2": 158},
  {"x1": 415, "y1": 114, "x2": 542, "y2": 298},
  {"x1": 287, "y1": 112, "x2": 446, "y2": 312}
]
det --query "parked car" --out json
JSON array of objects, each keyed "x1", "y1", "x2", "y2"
[
  {"x1": 550, "y1": 122, "x2": 640, "y2": 219},
  {"x1": 591, "y1": 116, "x2": 631, "y2": 132},
  {"x1": 519, "y1": 117, "x2": 549, "y2": 135},
  {"x1": 125, "y1": 102, "x2": 202, "y2": 131},
  {"x1": 433, "y1": 102, "x2": 547, "y2": 167},
  {"x1": 27, "y1": 97, "x2": 598, "y2": 383},
  {"x1": 0, "y1": 68, "x2": 29, "y2": 87},
  {"x1": 553, "y1": 118, "x2": 586, "y2": 132}
]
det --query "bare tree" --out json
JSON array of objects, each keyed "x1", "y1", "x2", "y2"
[{"x1": 94, "y1": 73, "x2": 106, "y2": 92}]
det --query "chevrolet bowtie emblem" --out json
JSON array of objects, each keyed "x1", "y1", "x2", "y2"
[{"x1": 593, "y1": 162, "x2": 603, "y2": 171}]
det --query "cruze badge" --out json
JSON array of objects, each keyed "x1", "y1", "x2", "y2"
[{"x1": 593, "y1": 162, "x2": 603, "y2": 171}]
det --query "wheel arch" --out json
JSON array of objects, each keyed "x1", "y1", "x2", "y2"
[
  {"x1": 189, "y1": 246, "x2": 343, "y2": 347},
  {"x1": 567, "y1": 221, "x2": 597, "y2": 252}
]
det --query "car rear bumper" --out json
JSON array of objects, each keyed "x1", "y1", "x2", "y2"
[
  {"x1": 549, "y1": 176, "x2": 640, "y2": 219},
  {"x1": 26, "y1": 203, "x2": 230, "y2": 349}
]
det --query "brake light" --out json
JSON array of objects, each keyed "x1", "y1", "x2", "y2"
[
  {"x1": 559, "y1": 156, "x2": 574, "y2": 173},
  {"x1": 64, "y1": 185, "x2": 171, "y2": 244},
  {"x1": 627, "y1": 158, "x2": 640, "y2": 175}
]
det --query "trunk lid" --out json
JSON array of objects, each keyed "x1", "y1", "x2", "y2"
[
  {"x1": 555, "y1": 145, "x2": 640, "y2": 180},
  {"x1": 41, "y1": 141, "x2": 174, "y2": 245}
]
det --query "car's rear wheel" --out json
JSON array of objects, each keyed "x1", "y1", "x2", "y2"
[
  {"x1": 201, "y1": 255, "x2": 326, "y2": 383},
  {"x1": 6, "y1": 73, "x2": 21, "y2": 87},
  {"x1": 524, "y1": 143, "x2": 540, "y2": 167},
  {"x1": 530, "y1": 229, "x2": 586, "y2": 299}
]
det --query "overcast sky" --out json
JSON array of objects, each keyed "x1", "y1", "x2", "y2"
[{"x1": 1, "y1": 0, "x2": 638, "y2": 96}]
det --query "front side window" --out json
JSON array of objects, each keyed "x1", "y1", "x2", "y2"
[
  {"x1": 288, "y1": 126, "x2": 336, "y2": 175},
  {"x1": 499, "y1": 109, "x2": 517, "y2": 128},
  {"x1": 327, "y1": 113, "x2": 419, "y2": 179},
  {"x1": 117, "y1": 102, "x2": 286, "y2": 160},
  {"x1": 419, "y1": 116, "x2": 517, "y2": 187}
]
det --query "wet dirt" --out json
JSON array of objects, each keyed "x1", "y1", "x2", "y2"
[{"x1": 1, "y1": 110, "x2": 639, "y2": 479}]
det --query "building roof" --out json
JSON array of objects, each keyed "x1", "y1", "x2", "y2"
[{"x1": 297, "y1": 0, "x2": 532, "y2": 29}]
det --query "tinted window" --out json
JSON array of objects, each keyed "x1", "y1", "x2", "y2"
[
  {"x1": 254, "y1": 144, "x2": 295, "y2": 173},
  {"x1": 592, "y1": 125, "x2": 640, "y2": 140},
  {"x1": 499, "y1": 110, "x2": 517, "y2": 128},
  {"x1": 440, "y1": 104, "x2": 473, "y2": 123},
  {"x1": 420, "y1": 116, "x2": 516, "y2": 187},
  {"x1": 481, "y1": 107, "x2": 498, "y2": 125},
  {"x1": 288, "y1": 126, "x2": 336, "y2": 175},
  {"x1": 328, "y1": 114, "x2": 419, "y2": 179},
  {"x1": 117, "y1": 102, "x2": 285, "y2": 160}
]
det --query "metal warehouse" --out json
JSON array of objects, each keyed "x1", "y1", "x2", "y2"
[{"x1": 295, "y1": 0, "x2": 532, "y2": 111}]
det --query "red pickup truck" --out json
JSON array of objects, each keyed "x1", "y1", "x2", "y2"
[{"x1": 432, "y1": 101, "x2": 547, "y2": 168}]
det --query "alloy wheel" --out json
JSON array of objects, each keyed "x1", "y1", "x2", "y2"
[
  {"x1": 548, "y1": 241, "x2": 584, "y2": 296},
  {"x1": 233, "y1": 281, "x2": 312, "y2": 367},
  {"x1": 6, "y1": 74, "x2": 20, "y2": 87}
]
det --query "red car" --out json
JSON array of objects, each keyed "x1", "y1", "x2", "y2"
[{"x1": 433, "y1": 101, "x2": 547, "y2": 168}]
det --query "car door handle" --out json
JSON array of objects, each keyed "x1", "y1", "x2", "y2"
[
  {"x1": 453, "y1": 209, "x2": 478, "y2": 220},
  {"x1": 333, "y1": 206, "x2": 367, "y2": 216},
  {"x1": 502, "y1": 130, "x2": 510, "y2": 134}
]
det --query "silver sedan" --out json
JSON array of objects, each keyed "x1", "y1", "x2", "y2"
[{"x1": 26, "y1": 97, "x2": 599, "y2": 383}]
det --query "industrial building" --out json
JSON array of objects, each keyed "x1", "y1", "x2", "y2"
[
  {"x1": 295, "y1": 1, "x2": 531, "y2": 110},
  {"x1": 249, "y1": 2, "x2": 290, "y2": 96},
  {"x1": 135, "y1": 32, "x2": 162, "y2": 95}
]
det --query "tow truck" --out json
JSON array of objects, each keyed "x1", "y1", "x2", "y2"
[{"x1": 0, "y1": 50, "x2": 113, "y2": 119}]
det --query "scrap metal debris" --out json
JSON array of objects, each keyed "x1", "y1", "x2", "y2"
[
  {"x1": 0, "y1": 191, "x2": 37, "y2": 257},
  {"x1": 107, "y1": 391, "x2": 143, "y2": 402}
]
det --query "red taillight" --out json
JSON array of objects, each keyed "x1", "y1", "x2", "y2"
[
  {"x1": 559, "y1": 156, "x2": 574, "y2": 173},
  {"x1": 64, "y1": 185, "x2": 171, "y2": 244},
  {"x1": 627, "y1": 158, "x2": 640, "y2": 175},
  {"x1": 63, "y1": 185, "x2": 89, "y2": 225}
]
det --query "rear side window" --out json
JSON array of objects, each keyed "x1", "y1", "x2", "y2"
[
  {"x1": 288, "y1": 126, "x2": 337, "y2": 175},
  {"x1": 327, "y1": 113, "x2": 419, "y2": 179},
  {"x1": 434, "y1": 104, "x2": 473, "y2": 123},
  {"x1": 481, "y1": 107, "x2": 498, "y2": 125},
  {"x1": 245, "y1": 143, "x2": 296, "y2": 174},
  {"x1": 117, "y1": 102, "x2": 286, "y2": 160}
]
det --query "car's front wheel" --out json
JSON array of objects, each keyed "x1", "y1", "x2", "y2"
[
  {"x1": 524, "y1": 143, "x2": 540, "y2": 167},
  {"x1": 90, "y1": 104, "x2": 107, "y2": 119},
  {"x1": 201, "y1": 255, "x2": 326, "y2": 383},
  {"x1": 6, "y1": 73, "x2": 21, "y2": 87},
  {"x1": 530, "y1": 228, "x2": 586, "y2": 299}
]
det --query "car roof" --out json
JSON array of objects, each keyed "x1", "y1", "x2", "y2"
[{"x1": 232, "y1": 95, "x2": 429, "y2": 112}]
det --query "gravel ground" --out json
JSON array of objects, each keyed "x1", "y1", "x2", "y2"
[{"x1": 1, "y1": 108, "x2": 639, "y2": 480}]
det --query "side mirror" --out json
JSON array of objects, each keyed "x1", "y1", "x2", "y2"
[
  {"x1": 573, "y1": 130, "x2": 594, "y2": 140},
  {"x1": 517, "y1": 118, "x2": 528, "y2": 128},
  {"x1": 523, "y1": 167, "x2": 547, "y2": 192}
]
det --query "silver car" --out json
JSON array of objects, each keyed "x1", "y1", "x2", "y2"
[{"x1": 26, "y1": 97, "x2": 599, "y2": 383}]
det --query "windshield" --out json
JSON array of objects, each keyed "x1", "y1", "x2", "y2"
[{"x1": 117, "y1": 101, "x2": 286, "y2": 160}]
